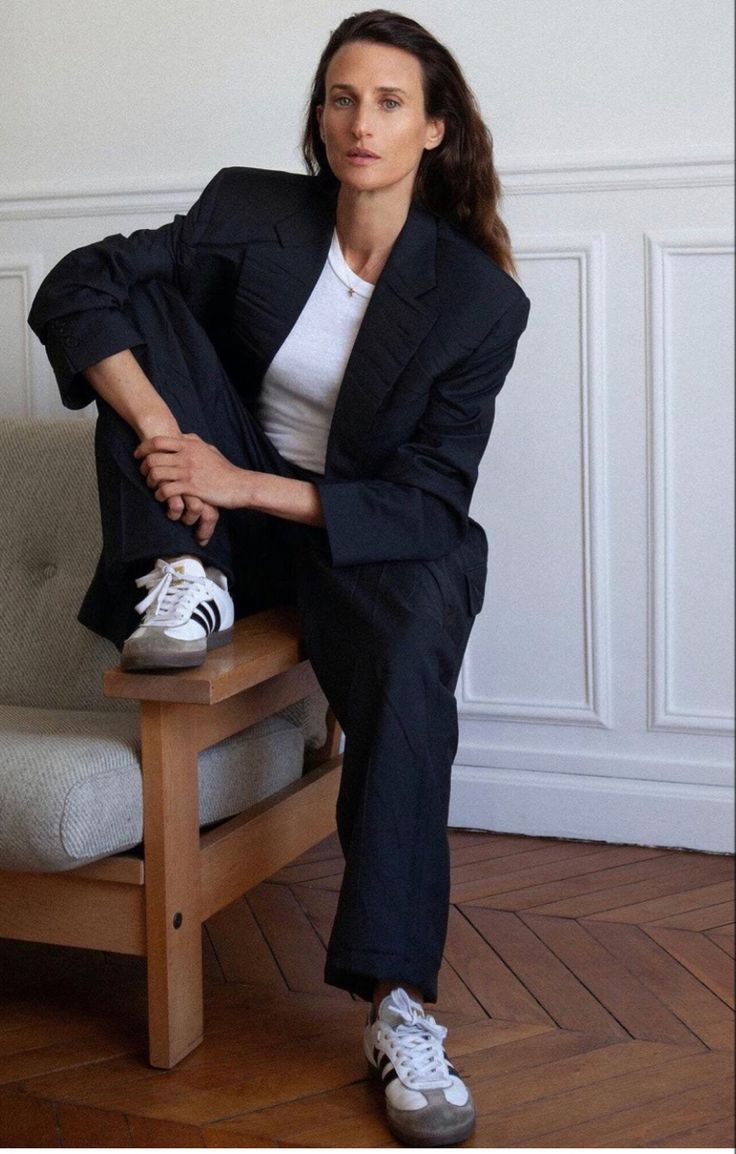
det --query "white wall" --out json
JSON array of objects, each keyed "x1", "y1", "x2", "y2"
[
  {"x1": 1, "y1": 0, "x2": 733, "y2": 194},
  {"x1": 1, "y1": 0, "x2": 733, "y2": 850}
]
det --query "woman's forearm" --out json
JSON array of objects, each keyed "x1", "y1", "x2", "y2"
[
  {"x1": 245, "y1": 470, "x2": 325, "y2": 527},
  {"x1": 83, "y1": 349, "x2": 181, "y2": 439}
]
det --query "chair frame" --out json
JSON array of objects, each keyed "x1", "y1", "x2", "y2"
[{"x1": 0, "y1": 606, "x2": 342, "y2": 1068}]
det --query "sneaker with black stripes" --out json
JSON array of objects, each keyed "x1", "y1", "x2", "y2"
[
  {"x1": 364, "y1": 987, "x2": 475, "y2": 1147},
  {"x1": 121, "y1": 557, "x2": 234, "y2": 671}
]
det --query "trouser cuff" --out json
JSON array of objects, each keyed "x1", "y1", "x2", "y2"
[{"x1": 324, "y1": 951, "x2": 439, "y2": 1004}]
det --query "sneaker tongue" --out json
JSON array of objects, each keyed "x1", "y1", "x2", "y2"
[
  {"x1": 378, "y1": 988, "x2": 425, "y2": 1028},
  {"x1": 168, "y1": 557, "x2": 206, "y2": 581}
]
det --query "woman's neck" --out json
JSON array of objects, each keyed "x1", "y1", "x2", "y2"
[{"x1": 335, "y1": 186, "x2": 411, "y2": 285}]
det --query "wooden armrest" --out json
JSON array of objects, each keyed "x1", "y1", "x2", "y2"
[{"x1": 103, "y1": 606, "x2": 307, "y2": 705}]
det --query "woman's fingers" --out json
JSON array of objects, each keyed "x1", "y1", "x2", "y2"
[
  {"x1": 194, "y1": 502, "x2": 219, "y2": 545},
  {"x1": 145, "y1": 461, "x2": 186, "y2": 487},
  {"x1": 140, "y1": 450, "x2": 181, "y2": 478},
  {"x1": 134, "y1": 435, "x2": 186, "y2": 459},
  {"x1": 166, "y1": 495, "x2": 185, "y2": 520},
  {"x1": 180, "y1": 496, "x2": 203, "y2": 525},
  {"x1": 164, "y1": 493, "x2": 219, "y2": 543}
]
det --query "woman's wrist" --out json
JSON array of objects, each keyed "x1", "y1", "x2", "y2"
[
  {"x1": 83, "y1": 351, "x2": 181, "y2": 443},
  {"x1": 136, "y1": 411, "x2": 181, "y2": 441},
  {"x1": 243, "y1": 470, "x2": 325, "y2": 526}
]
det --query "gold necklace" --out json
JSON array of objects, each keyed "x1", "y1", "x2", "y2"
[
  {"x1": 332, "y1": 267, "x2": 357, "y2": 296},
  {"x1": 329, "y1": 232, "x2": 373, "y2": 298},
  {"x1": 329, "y1": 253, "x2": 362, "y2": 297}
]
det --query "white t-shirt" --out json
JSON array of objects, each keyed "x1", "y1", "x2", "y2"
[{"x1": 255, "y1": 229, "x2": 374, "y2": 474}]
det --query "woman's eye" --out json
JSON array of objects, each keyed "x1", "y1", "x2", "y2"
[
  {"x1": 383, "y1": 99, "x2": 400, "y2": 110},
  {"x1": 334, "y1": 96, "x2": 352, "y2": 107}
]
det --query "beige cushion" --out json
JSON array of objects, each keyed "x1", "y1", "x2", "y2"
[{"x1": 0, "y1": 704, "x2": 305, "y2": 872}]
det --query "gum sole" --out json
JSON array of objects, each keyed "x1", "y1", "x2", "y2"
[{"x1": 120, "y1": 627, "x2": 234, "y2": 672}]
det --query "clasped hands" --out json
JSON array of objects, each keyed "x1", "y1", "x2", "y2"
[{"x1": 135, "y1": 432, "x2": 249, "y2": 546}]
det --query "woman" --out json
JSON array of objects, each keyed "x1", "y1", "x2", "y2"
[{"x1": 29, "y1": 9, "x2": 530, "y2": 1146}]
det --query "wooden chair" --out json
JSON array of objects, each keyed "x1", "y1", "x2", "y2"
[
  {"x1": 0, "y1": 418, "x2": 342, "y2": 1068},
  {"x1": 0, "y1": 608, "x2": 342, "y2": 1068}
]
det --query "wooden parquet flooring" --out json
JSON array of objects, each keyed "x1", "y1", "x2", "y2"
[{"x1": 0, "y1": 829, "x2": 733, "y2": 1147}]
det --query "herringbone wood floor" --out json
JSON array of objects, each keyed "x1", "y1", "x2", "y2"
[{"x1": 0, "y1": 829, "x2": 733, "y2": 1148}]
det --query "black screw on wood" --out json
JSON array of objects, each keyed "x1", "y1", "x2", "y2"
[{"x1": 173, "y1": 912, "x2": 183, "y2": 929}]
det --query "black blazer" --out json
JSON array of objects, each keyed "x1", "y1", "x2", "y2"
[{"x1": 28, "y1": 166, "x2": 530, "y2": 571}]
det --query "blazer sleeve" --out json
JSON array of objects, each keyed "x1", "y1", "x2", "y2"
[
  {"x1": 314, "y1": 291, "x2": 530, "y2": 566},
  {"x1": 27, "y1": 169, "x2": 228, "y2": 409}
]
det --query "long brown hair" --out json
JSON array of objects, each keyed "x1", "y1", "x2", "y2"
[{"x1": 302, "y1": 9, "x2": 518, "y2": 280}]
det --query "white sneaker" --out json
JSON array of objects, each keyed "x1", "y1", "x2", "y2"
[
  {"x1": 364, "y1": 988, "x2": 475, "y2": 1147},
  {"x1": 121, "y1": 557, "x2": 234, "y2": 671}
]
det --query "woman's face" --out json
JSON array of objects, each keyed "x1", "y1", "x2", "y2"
[{"x1": 316, "y1": 41, "x2": 444, "y2": 201}]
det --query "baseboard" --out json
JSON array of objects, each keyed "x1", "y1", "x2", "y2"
[{"x1": 449, "y1": 764, "x2": 734, "y2": 853}]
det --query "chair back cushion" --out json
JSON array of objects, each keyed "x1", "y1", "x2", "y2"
[{"x1": 0, "y1": 417, "x2": 129, "y2": 712}]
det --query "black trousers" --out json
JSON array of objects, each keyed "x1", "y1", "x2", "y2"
[{"x1": 84, "y1": 280, "x2": 480, "y2": 1004}]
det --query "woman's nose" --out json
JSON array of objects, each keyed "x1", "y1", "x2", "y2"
[{"x1": 349, "y1": 103, "x2": 374, "y2": 139}]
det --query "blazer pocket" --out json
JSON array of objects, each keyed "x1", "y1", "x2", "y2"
[{"x1": 464, "y1": 565, "x2": 487, "y2": 617}]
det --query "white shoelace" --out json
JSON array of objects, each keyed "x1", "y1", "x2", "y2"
[
  {"x1": 383, "y1": 989, "x2": 451, "y2": 1087},
  {"x1": 134, "y1": 561, "x2": 205, "y2": 626}
]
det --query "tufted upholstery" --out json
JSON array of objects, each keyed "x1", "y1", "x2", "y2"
[
  {"x1": 0, "y1": 417, "x2": 132, "y2": 713},
  {"x1": 0, "y1": 417, "x2": 328, "y2": 872}
]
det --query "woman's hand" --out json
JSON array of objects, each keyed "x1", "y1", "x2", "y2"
[
  {"x1": 135, "y1": 433, "x2": 249, "y2": 511},
  {"x1": 136, "y1": 432, "x2": 325, "y2": 528},
  {"x1": 173, "y1": 495, "x2": 220, "y2": 546}
]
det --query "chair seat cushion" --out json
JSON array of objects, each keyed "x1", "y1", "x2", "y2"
[{"x1": 0, "y1": 704, "x2": 306, "y2": 872}]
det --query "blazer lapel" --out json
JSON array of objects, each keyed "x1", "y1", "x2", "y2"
[
  {"x1": 232, "y1": 189, "x2": 335, "y2": 376},
  {"x1": 326, "y1": 203, "x2": 440, "y2": 475}
]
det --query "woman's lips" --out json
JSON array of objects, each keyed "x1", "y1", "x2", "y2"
[{"x1": 346, "y1": 149, "x2": 380, "y2": 165}]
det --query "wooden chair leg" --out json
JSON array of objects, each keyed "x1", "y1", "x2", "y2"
[{"x1": 140, "y1": 701, "x2": 203, "y2": 1068}]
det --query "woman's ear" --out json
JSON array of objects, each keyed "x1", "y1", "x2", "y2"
[
  {"x1": 316, "y1": 105, "x2": 325, "y2": 141},
  {"x1": 424, "y1": 117, "x2": 445, "y2": 152}
]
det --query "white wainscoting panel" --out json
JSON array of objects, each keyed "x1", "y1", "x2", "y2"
[
  {"x1": 0, "y1": 255, "x2": 45, "y2": 416},
  {"x1": 646, "y1": 230, "x2": 735, "y2": 735},
  {"x1": 462, "y1": 234, "x2": 609, "y2": 728}
]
